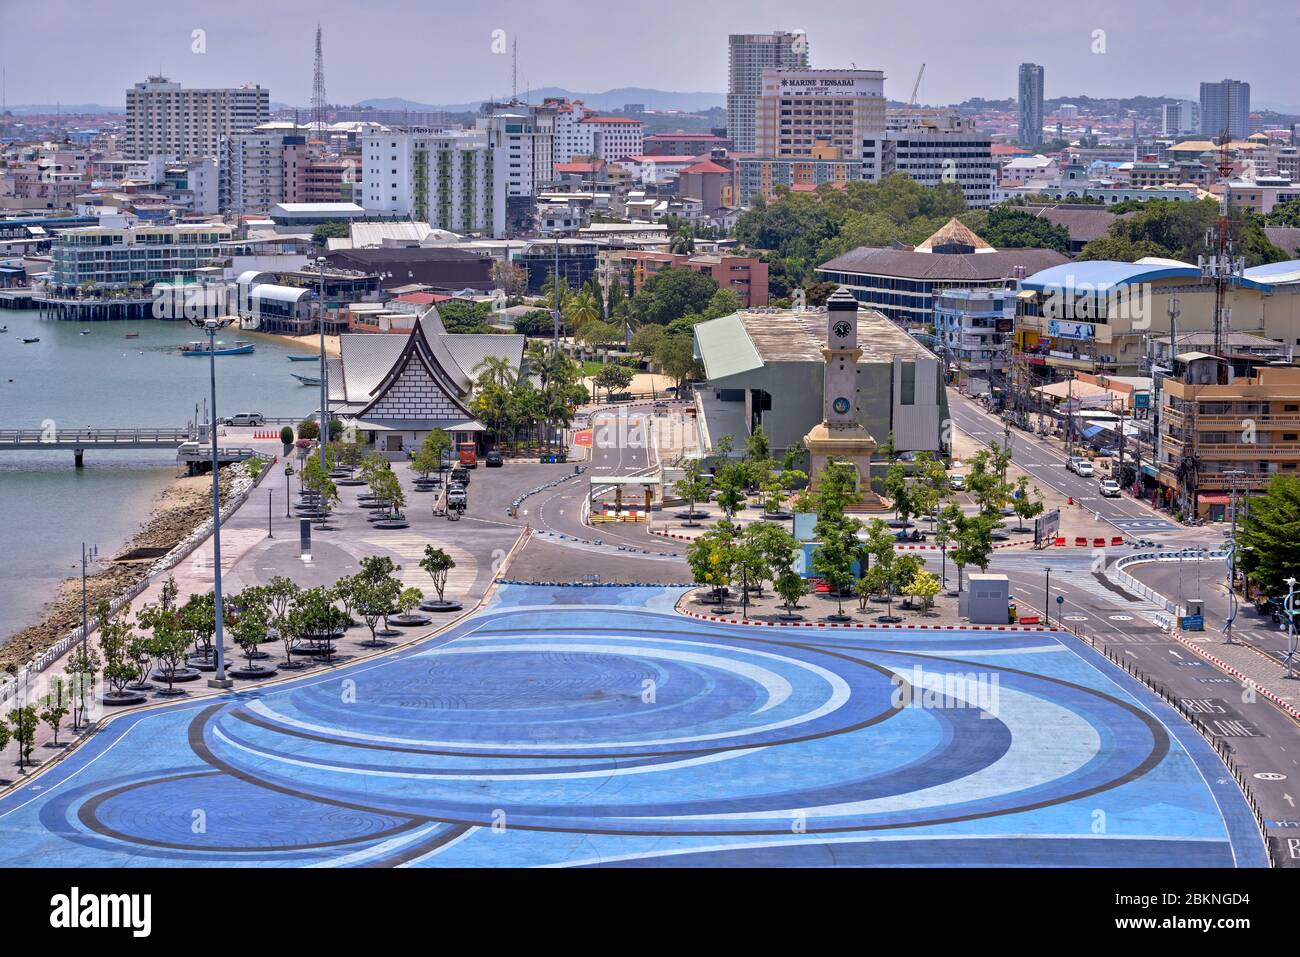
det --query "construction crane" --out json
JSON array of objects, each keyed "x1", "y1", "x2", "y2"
[{"x1": 909, "y1": 64, "x2": 926, "y2": 106}]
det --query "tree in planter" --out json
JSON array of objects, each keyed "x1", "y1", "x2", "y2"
[
  {"x1": 685, "y1": 523, "x2": 737, "y2": 609},
  {"x1": 883, "y1": 460, "x2": 915, "y2": 526},
  {"x1": 125, "y1": 629, "x2": 155, "y2": 691},
  {"x1": 8, "y1": 705, "x2": 37, "y2": 769},
  {"x1": 159, "y1": 574, "x2": 179, "y2": 614},
  {"x1": 811, "y1": 518, "x2": 858, "y2": 620},
  {"x1": 297, "y1": 418, "x2": 320, "y2": 441},
  {"x1": 357, "y1": 554, "x2": 404, "y2": 634},
  {"x1": 180, "y1": 591, "x2": 219, "y2": 664},
  {"x1": 65, "y1": 645, "x2": 101, "y2": 732},
  {"x1": 712, "y1": 461, "x2": 747, "y2": 520},
  {"x1": 903, "y1": 569, "x2": 941, "y2": 612},
  {"x1": 419, "y1": 546, "x2": 456, "y2": 605},
  {"x1": 372, "y1": 469, "x2": 406, "y2": 519},
  {"x1": 673, "y1": 460, "x2": 711, "y2": 524},
  {"x1": 98, "y1": 604, "x2": 139, "y2": 700},
  {"x1": 352, "y1": 572, "x2": 404, "y2": 647},
  {"x1": 359, "y1": 452, "x2": 390, "y2": 488},
  {"x1": 296, "y1": 586, "x2": 348, "y2": 663},
  {"x1": 397, "y1": 587, "x2": 424, "y2": 619},
  {"x1": 856, "y1": 563, "x2": 891, "y2": 612},
  {"x1": 952, "y1": 512, "x2": 997, "y2": 592},
  {"x1": 744, "y1": 520, "x2": 799, "y2": 591},
  {"x1": 229, "y1": 587, "x2": 273, "y2": 671},
  {"x1": 774, "y1": 569, "x2": 806, "y2": 619},
  {"x1": 935, "y1": 503, "x2": 961, "y2": 588},
  {"x1": 264, "y1": 575, "x2": 301, "y2": 637},
  {"x1": 144, "y1": 607, "x2": 191, "y2": 695},
  {"x1": 278, "y1": 603, "x2": 308, "y2": 668},
  {"x1": 39, "y1": 677, "x2": 71, "y2": 748},
  {"x1": 409, "y1": 428, "x2": 451, "y2": 481},
  {"x1": 794, "y1": 459, "x2": 858, "y2": 518},
  {"x1": 1012, "y1": 476, "x2": 1045, "y2": 532},
  {"x1": 732, "y1": 536, "x2": 771, "y2": 619},
  {"x1": 911, "y1": 452, "x2": 947, "y2": 529},
  {"x1": 302, "y1": 455, "x2": 340, "y2": 516},
  {"x1": 888, "y1": 554, "x2": 924, "y2": 619},
  {"x1": 280, "y1": 425, "x2": 295, "y2": 447}
]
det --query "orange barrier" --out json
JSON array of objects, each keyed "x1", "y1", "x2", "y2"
[{"x1": 1075, "y1": 536, "x2": 1087, "y2": 547}]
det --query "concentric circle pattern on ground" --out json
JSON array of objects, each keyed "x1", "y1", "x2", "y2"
[{"x1": 0, "y1": 585, "x2": 1267, "y2": 867}]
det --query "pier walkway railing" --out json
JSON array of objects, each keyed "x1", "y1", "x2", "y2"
[{"x1": 0, "y1": 427, "x2": 196, "y2": 450}]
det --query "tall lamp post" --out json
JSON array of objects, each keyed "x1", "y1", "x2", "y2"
[
  {"x1": 1044, "y1": 567, "x2": 1052, "y2": 627},
  {"x1": 1285, "y1": 576, "x2": 1297, "y2": 681},
  {"x1": 192, "y1": 315, "x2": 233, "y2": 689},
  {"x1": 77, "y1": 541, "x2": 97, "y2": 730},
  {"x1": 316, "y1": 256, "x2": 329, "y2": 472},
  {"x1": 1223, "y1": 469, "x2": 1244, "y2": 644}
]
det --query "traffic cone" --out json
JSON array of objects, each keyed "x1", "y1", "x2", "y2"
[{"x1": 1067, "y1": 496, "x2": 1074, "y2": 506}]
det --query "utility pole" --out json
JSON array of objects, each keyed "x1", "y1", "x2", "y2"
[{"x1": 1224, "y1": 470, "x2": 1243, "y2": 644}]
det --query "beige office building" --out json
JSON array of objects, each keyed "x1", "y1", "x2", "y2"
[{"x1": 755, "y1": 68, "x2": 886, "y2": 161}]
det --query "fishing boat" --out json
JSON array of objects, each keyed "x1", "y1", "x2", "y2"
[
  {"x1": 80, "y1": 329, "x2": 92, "y2": 335},
  {"x1": 20, "y1": 336, "x2": 39, "y2": 344},
  {"x1": 124, "y1": 332, "x2": 140, "y2": 339},
  {"x1": 0, "y1": 325, "x2": 7, "y2": 333},
  {"x1": 291, "y1": 372, "x2": 322, "y2": 386},
  {"x1": 179, "y1": 339, "x2": 254, "y2": 356},
  {"x1": 287, "y1": 354, "x2": 321, "y2": 362}
]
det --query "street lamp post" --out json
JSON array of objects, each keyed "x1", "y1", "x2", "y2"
[
  {"x1": 191, "y1": 316, "x2": 232, "y2": 689},
  {"x1": 1045, "y1": 567, "x2": 1052, "y2": 626},
  {"x1": 268, "y1": 488, "x2": 273, "y2": 539},
  {"x1": 77, "y1": 541, "x2": 97, "y2": 730},
  {"x1": 316, "y1": 256, "x2": 329, "y2": 474},
  {"x1": 1285, "y1": 576, "x2": 1298, "y2": 680},
  {"x1": 1224, "y1": 470, "x2": 1244, "y2": 644}
]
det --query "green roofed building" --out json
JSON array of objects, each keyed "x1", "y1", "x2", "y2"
[{"x1": 691, "y1": 290, "x2": 951, "y2": 466}]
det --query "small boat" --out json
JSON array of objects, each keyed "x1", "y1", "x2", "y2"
[
  {"x1": 0, "y1": 325, "x2": 7, "y2": 333},
  {"x1": 124, "y1": 332, "x2": 140, "y2": 339},
  {"x1": 179, "y1": 339, "x2": 254, "y2": 356},
  {"x1": 20, "y1": 337, "x2": 39, "y2": 344},
  {"x1": 291, "y1": 372, "x2": 322, "y2": 386},
  {"x1": 80, "y1": 329, "x2": 92, "y2": 335},
  {"x1": 287, "y1": 354, "x2": 321, "y2": 362}
]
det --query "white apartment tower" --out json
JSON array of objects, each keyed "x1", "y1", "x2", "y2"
[
  {"x1": 361, "y1": 130, "x2": 506, "y2": 238},
  {"x1": 125, "y1": 76, "x2": 270, "y2": 161},
  {"x1": 727, "y1": 31, "x2": 810, "y2": 154}
]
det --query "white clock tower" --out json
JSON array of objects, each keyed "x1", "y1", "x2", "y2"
[{"x1": 802, "y1": 287, "x2": 881, "y2": 504}]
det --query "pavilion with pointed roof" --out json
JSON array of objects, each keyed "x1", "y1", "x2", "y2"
[{"x1": 326, "y1": 307, "x2": 525, "y2": 453}]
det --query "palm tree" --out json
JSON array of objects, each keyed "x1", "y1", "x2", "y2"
[
  {"x1": 564, "y1": 289, "x2": 600, "y2": 334},
  {"x1": 472, "y1": 355, "x2": 516, "y2": 390}
]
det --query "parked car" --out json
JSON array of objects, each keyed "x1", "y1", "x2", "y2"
[
  {"x1": 450, "y1": 466, "x2": 470, "y2": 485},
  {"x1": 1068, "y1": 457, "x2": 1094, "y2": 477},
  {"x1": 485, "y1": 451, "x2": 504, "y2": 468},
  {"x1": 1098, "y1": 478, "x2": 1121, "y2": 498},
  {"x1": 224, "y1": 412, "x2": 265, "y2": 427},
  {"x1": 948, "y1": 473, "x2": 966, "y2": 491}
]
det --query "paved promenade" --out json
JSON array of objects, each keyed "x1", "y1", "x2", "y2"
[{"x1": 0, "y1": 584, "x2": 1267, "y2": 867}]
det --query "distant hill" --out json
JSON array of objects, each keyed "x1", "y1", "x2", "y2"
[
  {"x1": 5, "y1": 104, "x2": 125, "y2": 115},
  {"x1": 353, "y1": 87, "x2": 724, "y2": 113}
]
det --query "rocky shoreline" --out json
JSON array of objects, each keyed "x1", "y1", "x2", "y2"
[{"x1": 0, "y1": 468, "x2": 237, "y2": 674}]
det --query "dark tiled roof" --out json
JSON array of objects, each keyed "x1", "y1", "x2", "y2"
[
  {"x1": 1024, "y1": 204, "x2": 1133, "y2": 243},
  {"x1": 818, "y1": 246, "x2": 1069, "y2": 281},
  {"x1": 1265, "y1": 226, "x2": 1300, "y2": 256}
]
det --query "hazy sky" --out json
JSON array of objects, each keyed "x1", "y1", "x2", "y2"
[{"x1": 0, "y1": 0, "x2": 1293, "y2": 109}]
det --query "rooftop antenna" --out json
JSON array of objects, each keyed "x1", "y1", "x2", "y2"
[
  {"x1": 311, "y1": 23, "x2": 327, "y2": 138},
  {"x1": 512, "y1": 38, "x2": 518, "y2": 103}
]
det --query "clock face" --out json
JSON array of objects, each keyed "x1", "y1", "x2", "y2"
[
  {"x1": 832, "y1": 396, "x2": 851, "y2": 415},
  {"x1": 832, "y1": 319, "x2": 853, "y2": 340}
]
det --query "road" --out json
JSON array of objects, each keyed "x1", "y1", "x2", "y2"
[{"x1": 947, "y1": 392, "x2": 1182, "y2": 537}]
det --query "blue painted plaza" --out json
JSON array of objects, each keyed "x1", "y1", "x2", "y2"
[{"x1": 0, "y1": 586, "x2": 1267, "y2": 867}]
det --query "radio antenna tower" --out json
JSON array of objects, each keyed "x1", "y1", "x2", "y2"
[
  {"x1": 1200, "y1": 128, "x2": 1243, "y2": 369},
  {"x1": 311, "y1": 24, "x2": 327, "y2": 138}
]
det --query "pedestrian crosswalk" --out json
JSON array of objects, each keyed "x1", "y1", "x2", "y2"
[{"x1": 361, "y1": 531, "x2": 479, "y2": 599}]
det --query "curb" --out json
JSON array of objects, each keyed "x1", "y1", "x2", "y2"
[
  {"x1": 678, "y1": 607, "x2": 1058, "y2": 632},
  {"x1": 649, "y1": 526, "x2": 1036, "y2": 550},
  {"x1": 1168, "y1": 631, "x2": 1300, "y2": 722}
]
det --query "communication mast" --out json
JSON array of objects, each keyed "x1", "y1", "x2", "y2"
[
  {"x1": 1199, "y1": 129, "x2": 1244, "y2": 369},
  {"x1": 311, "y1": 24, "x2": 327, "y2": 138}
]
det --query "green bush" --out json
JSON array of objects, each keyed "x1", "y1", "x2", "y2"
[
  {"x1": 280, "y1": 425, "x2": 294, "y2": 445},
  {"x1": 297, "y1": 418, "x2": 320, "y2": 441}
]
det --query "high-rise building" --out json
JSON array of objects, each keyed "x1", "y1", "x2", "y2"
[
  {"x1": 1017, "y1": 63, "x2": 1045, "y2": 147},
  {"x1": 754, "y1": 68, "x2": 885, "y2": 160},
  {"x1": 727, "y1": 31, "x2": 810, "y2": 154},
  {"x1": 548, "y1": 100, "x2": 643, "y2": 163},
  {"x1": 1200, "y1": 78, "x2": 1251, "y2": 139},
  {"x1": 478, "y1": 101, "x2": 557, "y2": 232},
  {"x1": 360, "y1": 130, "x2": 506, "y2": 238},
  {"x1": 221, "y1": 123, "x2": 307, "y2": 215},
  {"x1": 125, "y1": 75, "x2": 269, "y2": 160},
  {"x1": 871, "y1": 115, "x2": 998, "y2": 208},
  {"x1": 1162, "y1": 100, "x2": 1200, "y2": 136}
]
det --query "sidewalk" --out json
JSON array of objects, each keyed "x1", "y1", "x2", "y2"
[{"x1": 0, "y1": 434, "x2": 525, "y2": 788}]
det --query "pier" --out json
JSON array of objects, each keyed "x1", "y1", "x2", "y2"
[{"x1": 0, "y1": 426, "x2": 196, "y2": 467}]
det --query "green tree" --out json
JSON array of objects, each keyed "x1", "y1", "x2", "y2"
[
  {"x1": 811, "y1": 514, "x2": 861, "y2": 619},
  {"x1": 39, "y1": 677, "x2": 71, "y2": 747},
  {"x1": 419, "y1": 546, "x2": 456, "y2": 605},
  {"x1": 8, "y1": 705, "x2": 37, "y2": 768},
  {"x1": 297, "y1": 417, "x2": 320, "y2": 441},
  {"x1": 631, "y1": 267, "x2": 719, "y2": 325},
  {"x1": 654, "y1": 334, "x2": 702, "y2": 392},
  {"x1": 904, "y1": 569, "x2": 941, "y2": 611},
  {"x1": 1238, "y1": 475, "x2": 1300, "y2": 596},
  {"x1": 592, "y1": 363, "x2": 635, "y2": 402},
  {"x1": 673, "y1": 459, "x2": 711, "y2": 524},
  {"x1": 1012, "y1": 476, "x2": 1045, "y2": 531},
  {"x1": 410, "y1": 428, "x2": 451, "y2": 479},
  {"x1": 144, "y1": 606, "x2": 191, "y2": 695},
  {"x1": 712, "y1": 461, "x2": 747, "y2": 519}
]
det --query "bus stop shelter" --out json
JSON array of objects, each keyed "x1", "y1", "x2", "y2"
[{"x1": 589, "y1": 474, "x2": 662, "y2": 523}]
